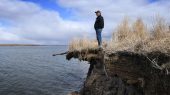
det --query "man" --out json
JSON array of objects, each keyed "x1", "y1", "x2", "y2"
[{"x1": 94, "y1": 10, "x2": 104, "y2": 48}]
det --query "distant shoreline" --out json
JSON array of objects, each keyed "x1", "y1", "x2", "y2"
[{"x1": 0, "y1": 44, "x2": 67, "y2": 46}]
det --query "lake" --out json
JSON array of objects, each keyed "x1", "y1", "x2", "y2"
[{"x1": 0, "y1": 46, "x2": 89, "y2": 95}]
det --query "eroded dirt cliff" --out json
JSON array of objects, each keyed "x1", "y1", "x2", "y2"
[{"x1": 66, "y1": 49, "x2": 170, "y2": 95}]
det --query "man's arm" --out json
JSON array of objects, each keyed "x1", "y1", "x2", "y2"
[{"x1": 99, "y1": 16, "x2": 104, "y2": 29}]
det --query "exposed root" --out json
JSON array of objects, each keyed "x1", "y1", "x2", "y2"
[{"x1": 146, "y1": 56, "x2": 170, "y2": 75}]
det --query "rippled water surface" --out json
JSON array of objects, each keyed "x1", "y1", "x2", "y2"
[{"x1": 0, "y1": 46, "x2": 89, "y2": 95}]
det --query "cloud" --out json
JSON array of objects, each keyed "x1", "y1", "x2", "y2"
[
  {"x1": 0, "y1": 0, "x2": 89, "y2": 44},
  {"x1": 0, "y1": 0, "x2": 170, "y2": 44},
  {"x1": 0, "y1": 27, "x2": 19, "y2": 41}
]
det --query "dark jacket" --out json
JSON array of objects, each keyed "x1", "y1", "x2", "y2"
[{"x1": 94, "y1": 15, "x2": 104, "y2": 29}]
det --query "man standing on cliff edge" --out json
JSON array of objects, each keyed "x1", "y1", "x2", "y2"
[{"x1": 94, "y1": 10, "x2": 104, "y2": 48}]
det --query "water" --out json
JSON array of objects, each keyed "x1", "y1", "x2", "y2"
[{"x1": 0, "y1": 46, "x2": 89, "y2": 95}]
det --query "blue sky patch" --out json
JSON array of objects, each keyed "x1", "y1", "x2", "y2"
[
  {"x1": 21, "y1": 0, "x2": 73, "y2": 19},
  {"x1": 148, "y1": 0, "x2": 158, "y2": 3},
  {"x1": 0, "y1": 19, "x2": 12, "y2": 27}
]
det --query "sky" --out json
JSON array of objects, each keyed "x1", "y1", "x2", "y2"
[{"x1": 0, "y1": 0, "x2": 170, "y2": 45}]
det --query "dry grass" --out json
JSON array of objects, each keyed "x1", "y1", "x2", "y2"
[
  {"x1": 69, "y1": 17, "x2": 170, "y2": 54},
  {"x1": 68, "y1": 38, "x2": 98, "y2": 51},
  {"x1": 108, "y1": 17, "x2": 170, "y2": 53}
]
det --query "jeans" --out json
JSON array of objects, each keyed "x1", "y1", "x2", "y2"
[{"x1": 95, "y1": 29, "x2": 102, "y2": 47}]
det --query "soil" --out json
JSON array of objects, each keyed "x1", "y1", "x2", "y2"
[{"x1": 67, "y1": 49, "x2": 170, "y2": 95}]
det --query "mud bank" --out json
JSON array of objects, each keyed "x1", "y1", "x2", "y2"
[{"x1": 66, "y1": 49, "x2": 170, "y2": 95}]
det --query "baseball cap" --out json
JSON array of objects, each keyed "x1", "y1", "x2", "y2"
[{"x1": 95, "y1": 10, "x2": 101, "y2": 13}]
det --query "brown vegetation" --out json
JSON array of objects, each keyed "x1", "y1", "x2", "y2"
[{"x1": 69, "y1": 17, "x2": 170, "y2": 54}]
